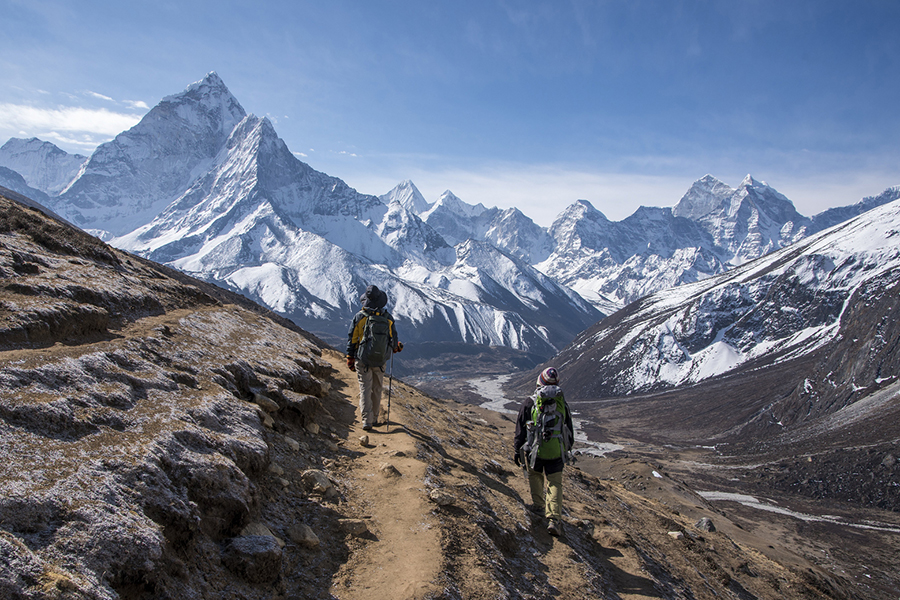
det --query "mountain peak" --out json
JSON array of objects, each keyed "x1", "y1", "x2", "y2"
[
  {"x1": 0, "y1": 137, "x2": 87, "y2": 196},
  {"x1": 739, "y1": 174, "x2": 766, "y2": 189},
  {"x1": 673, "y1": 175, "x2": 733, "y2": 220},
  {"x1": 565, "y1": 199, "x2": 606, "y2": 221},
  {"x1": 381, "y1": 180, "x2": 430, "y2": 213},
  {"x1": 432, "y1": 190, "x2": 487, "y2": 217},
  {"x1": 158, "y1": 72, "x2": 246, "y2": 136},
  {"x1": 165, "y1": 71, "x2": 229, "y2": 100}
]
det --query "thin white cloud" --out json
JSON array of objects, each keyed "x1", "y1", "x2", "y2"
[
  {"x1": 85, "y1": 91, "x2": 114, "y2": 102},
  {"x1": 39, "y1": 131, "x2": 107, "y2": 150},
  {"x1": 125, "y1": 100, "x2": 150, "y2": 110},
  {"x1": 0, "y1": 104, "x2": 142, "y2": 136}
]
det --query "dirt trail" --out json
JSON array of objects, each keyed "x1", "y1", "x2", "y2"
[
  {"x1": 325, "y1": 351, "x2": 443, "y2": 599},
  {"x1": 321, "y1": 350, "x2": 703, "y2": 599}
]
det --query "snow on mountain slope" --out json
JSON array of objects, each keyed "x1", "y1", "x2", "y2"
[
  {"x1": 482, "y1": 207, "x2": 554, "y2": 264},
  {"x1": 0, "y1": 167, "x2": 52, "y2": 208},
  {"x1": 537, "y1": 198, "x2": 727, "y2": 312},
  {"x1": 7, "y1": 72, "x2": 896, "y2": 364},
  {"x1": 0, "y1": 138, "x2": 87, "y2": 196},
  {"x1": 419, "y1": 190, "x2": 492, "y2": 245},
  {"x1": 715, "y1": 175, "x2": 810, "y2": 264},
  {"x1": 381, "y1": 180, "x2": 432, "y2": 213},
  {"x1": 52, "y1": 72, "x2": 247, "y2": 236},
  {"x1": 376, "y1": 200, "x2": 456, "y2": 268},
  {"x1": 552, "y1": 198, "x2": 900, "y2": 398},
  {"x1": 114, "y1": 115, "x2": 396, "y2": 266}
]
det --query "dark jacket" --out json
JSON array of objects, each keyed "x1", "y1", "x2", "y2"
[{"x1": 346, "y1": 308, "x2": 399, "y2": 364}]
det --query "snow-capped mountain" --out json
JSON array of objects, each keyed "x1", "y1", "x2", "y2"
[
  {"x1": 535, "y1": 197, "x2": 726, "y2": 313},
  {"x1": 380, "y1": 180, "x2": 432, "y2": 214},
  {"x1": 534, "y1": 174, "x2": 899, "y2": 314},
  {"x1": 51, "y1": 72, "x2": 247, "y2": 237},
  {"x1": 34, "y1": 73, "x2": 597, "y2": 354},
  {"x1": 0, "y1": 167, "x2": 52, "y2": 208},
  {"x1": 545, "y1": 197, "x2": 900, "y2": 429},
  {"x1": 0, "y1": 137, "x2": 86, "y2": 196},
  {"x1": 4, "y1": 73, "x2": 897, "y2": 363}
]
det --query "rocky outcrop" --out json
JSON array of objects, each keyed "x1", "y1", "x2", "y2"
[{"x1": 0, "y1": 193, "x2": 344, "y2": 598}]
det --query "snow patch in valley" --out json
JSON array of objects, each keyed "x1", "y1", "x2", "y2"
[{"x1": 698, "y1": 492, "x2": 900, "y2": 533}]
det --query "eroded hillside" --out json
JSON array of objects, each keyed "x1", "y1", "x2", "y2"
[{"x1": 0, "y1": 192, "x2": 853, "y2": 599}]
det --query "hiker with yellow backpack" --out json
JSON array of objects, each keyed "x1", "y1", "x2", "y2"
[
  {"x1": 346, "y1": 285, "x2": 402, "y2": 431},
  {"x1": 513, "y1": 367, "x2": 574, "y2": 537}
]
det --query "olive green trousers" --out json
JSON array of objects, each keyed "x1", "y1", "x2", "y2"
[{"x1": 528, "y1": 467, "x2": 563, "y2": 520}]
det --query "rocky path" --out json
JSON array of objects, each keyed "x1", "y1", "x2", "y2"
[{"x1": 324, "y1": 351, "x2": 443, "y2": 599}]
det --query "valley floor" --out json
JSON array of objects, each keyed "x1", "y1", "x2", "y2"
[{"x1": 448, "y1": 376, "x2": 900, "y2": 600}]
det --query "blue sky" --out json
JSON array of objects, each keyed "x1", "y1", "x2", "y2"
[{"x1": 2, "y1": 0, "x2": 898, "y2": 224}]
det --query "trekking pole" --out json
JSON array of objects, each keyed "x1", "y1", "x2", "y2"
[{"x1": 385, "y1": 353, "x2": 393, "y2": 433}]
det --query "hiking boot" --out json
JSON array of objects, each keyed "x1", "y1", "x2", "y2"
[
  {"x1": 362, "y1": 424, "x2": 373, "y2": 431},
  {"x1": 547, "y1": 520, "x2": 562, "y2": 537}
]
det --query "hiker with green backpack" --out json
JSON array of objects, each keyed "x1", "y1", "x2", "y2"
[
  {"x1": 346, "y1": 285, "x2": 402, "y2": 431},
  {"x1": 513, "y1": 367, "x2": 574, "y2": 537}
]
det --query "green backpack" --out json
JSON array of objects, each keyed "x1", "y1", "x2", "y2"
[{"x1": 523, "y1": 385, "x2": 572, "y2": 468}]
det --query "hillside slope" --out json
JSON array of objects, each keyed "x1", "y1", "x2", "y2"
[{"x1": 0, "y1": 191, "x2": 856, "y2": 599}]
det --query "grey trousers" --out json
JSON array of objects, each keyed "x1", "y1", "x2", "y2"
[{"x1": 356, "y1": 364, "x2": 385, "y2": 427}]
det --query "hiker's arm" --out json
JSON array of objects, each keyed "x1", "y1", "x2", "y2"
[
  {"x1": 346, "y1": 314, "x2": 364, "y2": 357},
  {"x1": 513, "y1": 399, "x2": 532, "y2": 453},
  {"x1": 389, "y1": 314, "x2": 401, "y2": 352}
]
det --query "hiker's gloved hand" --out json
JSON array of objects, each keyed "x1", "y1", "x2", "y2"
[
  {"x1": 394, "y1": 342, "x2": 404, "y2": 353},
  {"x1": 514, "y1": 452, "x2": 522, "y2": 467},
  {"x1": 347, "y1": 356, "x2": 356, "y2": 372}
]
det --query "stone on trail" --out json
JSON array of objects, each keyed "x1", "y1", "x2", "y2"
[
  {"x1": 223, "y1": 535, "x2": 283, "y2": 583},
  {"x1": 302, "y1": 469, "x2": 333, "y2": 494},
  {"x1": 288, "y1": 524, "x2": 320, "y2": 549},
  {"x1": 339, "y1": 518, "x2": 369, "y2": 537},
  {"x1": 428, "y1": 489, "x2": 455, "y2": 506},
  {"x1": 380, "y1": 463, "x2": 402, "y2": 478}
]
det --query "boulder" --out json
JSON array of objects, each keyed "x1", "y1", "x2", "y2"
[
  {"x1": 339, "y1": 518, "x2": 369, "y2": 537},
  {"x1": 428, "y1": 489, "x2": 455, "y2": 506},
  {"x1": 695, "y1": 517, "x2": 716, "y2": 532},
  {"x1": 302, "y1": 469, "x2": 333, "y2": 494},
  {"x1": 287, "y1": 524, "x2": 320, "y2": 549},
  {"x1": 223, "y1": 535, "x2": 282, "y2": 583}
]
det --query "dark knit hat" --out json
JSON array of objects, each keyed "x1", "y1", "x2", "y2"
[
  {"x1": 360, "y1": 285, "x2": 388, "y2": 310},
  {"x1": 538, "y1": 367, "x2": 559, "y2": 386}
]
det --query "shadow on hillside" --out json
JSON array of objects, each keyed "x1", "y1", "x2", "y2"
[{"x1": 401, "y1": 425, "x2": 523, "y2": 502}]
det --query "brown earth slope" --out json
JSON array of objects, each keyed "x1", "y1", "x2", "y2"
[{"x1": 0, "y1": 192, "x2": 855, "y2": 599}]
